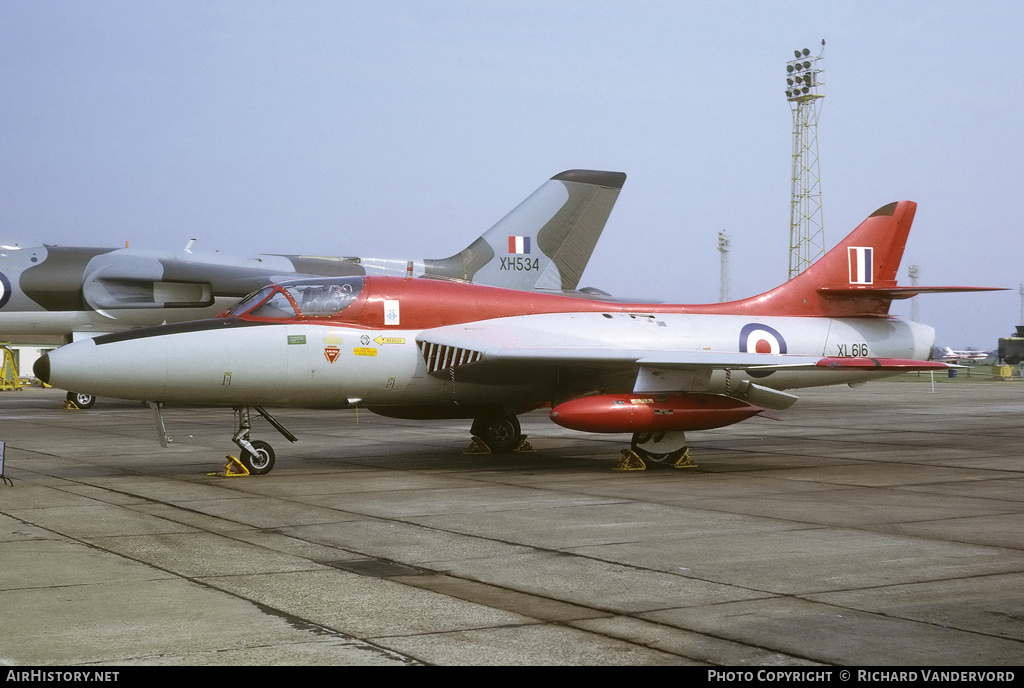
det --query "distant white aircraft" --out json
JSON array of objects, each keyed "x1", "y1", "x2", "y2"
[{"x1": 942, "y1": 347, "x2": 990, "y2": 364}]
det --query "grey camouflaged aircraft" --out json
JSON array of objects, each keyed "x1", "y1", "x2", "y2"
[{"x1": 1, "y1": 170, "x2": 625, "y2": 406}]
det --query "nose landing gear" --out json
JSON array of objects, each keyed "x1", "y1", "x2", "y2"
[{"x1": 229, "y1": 406, "x2": 297, "y2": 475}]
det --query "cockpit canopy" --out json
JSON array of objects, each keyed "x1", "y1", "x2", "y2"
[{"x1": 227, "y1": 276, "x2": 364, "y2": 320}]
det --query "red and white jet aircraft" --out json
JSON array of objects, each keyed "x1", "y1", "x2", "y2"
[{"x1": 35, "y1": 201, "x2": 998, "y2": 474}]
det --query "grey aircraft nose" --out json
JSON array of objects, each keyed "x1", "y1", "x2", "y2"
[{"x1": 33, "y1": 353, "x2": 50, "y2": 384}]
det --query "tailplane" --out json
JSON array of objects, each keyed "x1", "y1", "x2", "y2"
[
  {"x1": 722, "y1": 201, "x2": 1000, "y2": 318},
  {"x1": 423, "y1": 170, "x2": 626, "y2": 292}
]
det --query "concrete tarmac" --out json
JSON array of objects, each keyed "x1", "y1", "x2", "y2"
[{"x1": 0, "y1": 379, "x2": 1021, "y2": 666}]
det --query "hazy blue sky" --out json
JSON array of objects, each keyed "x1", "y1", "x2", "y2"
[{"x1": 2, "y1": 1, "x2": 1020, "y2": 348}]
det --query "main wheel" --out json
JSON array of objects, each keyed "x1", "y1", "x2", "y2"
[
  {"x1": 634, "y1": 446, "x2": 690, "y2": 465},
  {"x1": 67, "y1": 391, "x2": 96, "y2": 409},
  {"x1": 634, "y1": 447, "x2": 672, "y2": 463},
  {"x1": 631, "y1": 431, "x2": 687, "y2": 465},
  {"x1": 240, "y1": 440, "x2": 276, "y2": 475},
  {"x1": 472, "y1": 412, "x2": 521, "y2": 453}
]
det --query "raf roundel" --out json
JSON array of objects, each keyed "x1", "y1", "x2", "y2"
[
  {"x1": 739, "y1": 323, "x2": 787, "y2": 355},
  {"x1": 0, "y1": 272, "x2": 11, "y2": 309}
]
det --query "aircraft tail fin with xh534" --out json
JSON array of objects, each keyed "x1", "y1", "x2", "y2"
[
  {"x1": 422, "y1": 169, "x2": 626, "y2": 293},
  {"x1": 35, "y1": 199, "x2": 1002, "y2": 474}
]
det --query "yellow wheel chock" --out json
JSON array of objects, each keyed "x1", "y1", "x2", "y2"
[
  {"x1": 208, "y1": 456, "x2": 251, "y2": 477},
  {"x1": 614, "y1": 449, "x2": 647, "y2": 471},
  {"x1": 614, "y1": 447, "x2": 697, "y2": 471},
  {"x1": 513, "y1": 437, "x2": 536, "y2": 453},
  {"x1": 464, "y1": 437, "x2": 492, "y2": 454},
  {"x1": 669, "y1": 448, "x2": 697, "y2": 469},
  {"x1": 465, "y1": 435, "x2": 536, "y2": 455}
]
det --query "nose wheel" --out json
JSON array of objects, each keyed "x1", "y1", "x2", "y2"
[
  {"x1": 230, "y1": 406, "x2": 296, "y2": 475},
  {"x1": 238, "y1": 439, "x2": 276, "y2": 475}
]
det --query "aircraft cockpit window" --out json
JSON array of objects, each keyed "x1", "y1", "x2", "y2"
[
  {"x1": 227, "y1": 277, "x2": 364, "y2": 320},
  {"x1": 248, "y1": 291, "x2": 299, "y2": 319},
  {"x1": 226, "y1": 286, "x2": 276, "y2": 318},
  {"x1": 292, "y1": 280, "x2": 360, "y2": 317}
]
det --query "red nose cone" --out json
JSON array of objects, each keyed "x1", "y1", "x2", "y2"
[{"x1": 550, "y1": 393, "x2": 761, "y2": 433}]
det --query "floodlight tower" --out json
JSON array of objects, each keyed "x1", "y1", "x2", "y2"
[
  {"x1": 786, "y1": 43, "x2": 826, "y2": 279},
  {"x1": 718, "y1": 231, "x2": 731, "y2": 302},
  {"x1": 908, "y1": 265, "x2": 920, "y2": 322}
]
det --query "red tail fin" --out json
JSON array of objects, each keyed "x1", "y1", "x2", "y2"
[{"x1": 725, "y1": 201, "x2": 917, "y2": 317}]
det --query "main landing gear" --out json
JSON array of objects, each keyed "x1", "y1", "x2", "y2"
[
  {"x1": 65, "y1": 392, "x2": 96, "y2": 409},
  {"x1": 225, "y1": 406, "x2": 298, "y2": 476},
  {"x1": 466, "y1": 408, "x2": 534, "y2": 454},
  {"x1": 615, "y1": 431, "x2": 696, "y2": 471}
]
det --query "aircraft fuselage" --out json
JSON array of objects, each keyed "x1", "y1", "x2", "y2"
[{"x1": 40, "y1": 309, "x2": 934, "y2": 409}]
